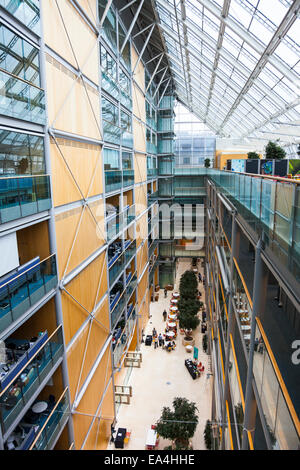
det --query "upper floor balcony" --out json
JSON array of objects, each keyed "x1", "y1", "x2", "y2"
[
  {"x1": 0, "y1": 175, "x2": 51, "y2": 225},
  {"x1": 0, "y1": 254, "x2": 58, "y2": 336}
]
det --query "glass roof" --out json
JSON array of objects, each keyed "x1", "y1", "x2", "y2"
[{"x1": 153, "y1": 0, "x2": 300, "y2": 142}]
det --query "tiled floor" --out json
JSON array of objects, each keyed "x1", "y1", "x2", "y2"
[{"x1": 108, "y1": 259, "x2": 213, "y2": 451}]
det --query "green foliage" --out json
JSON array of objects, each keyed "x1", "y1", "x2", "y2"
[
  {"x1": 156, "y1": 397, "x2": 199, "y2": 449},
  {"x1": 265, "y1": 141, "x2": 286, "y2": 160},
  {"x1": 178, "y1": 270, "x2": 200, "y2": 331},
  {"x1": 247, "y1": 151, "x2": 260, "y2": 160},
  {"x1": 178, "y1": 311, "x2": 200, "y2": 331},
  {"x1": 204, "y1": 420, "x2": 213, "y2": 450},
  {"x1": 204, "y1": 158, "x2": 211, "y2": 168}
]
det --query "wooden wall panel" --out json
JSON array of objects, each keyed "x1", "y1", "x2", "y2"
[
  {"x1": 131, "y1": 45, "x2": 145, "y2": 92},
  {"x1": 72, "y1": 348, "x2": 112, "y2": 448},
  {"x1": 61, "y1": 252, "x2": 108, "y2": 345},
  {"x1": 43, "y1": 0, "x2": 99, "y2": 84},
  {"x1": 138, "y1": 270, "x2": 148, "y2": 306},
  {"x1": 136, "y1": 212, "x2": 148, "y2": 248},
  {"x1": 45, "y1": 56, "x2": 100, "y2": 140},
  {"x1": 134, "y1": 153, "x2": 147, "y2": 184},
  {"x1": 137, "y1": 242, "x2": 148, "y2": 278},
  {"x1": 135, "y1": 184, "x2": 147, "y2": 217},
  {"x1": 132, "y1": 84, "x2": 146, "y2": 122},
  {"x1": 17, "y1": 221, "x2": 50, "y2": 264},
  {"x1": 50, "y1": 138, "x2": 103, "y2": 207},
  {"x1": 76, "y1": 0, "x2": 98, "y2": 23},
  {"x1": 82, "y1": 381, "x2": 114, "y2": 450},
  {"x1": 133, "y1": 118, "x2": 146, "y2": 153},
  {"x1": 55, "y1": 201, "x2": 105, "y2": 278},
  {"x1": 67, "y1": 298, "x2": 109, "y2": 403}
]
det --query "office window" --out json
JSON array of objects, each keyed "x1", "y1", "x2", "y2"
[
  {"x1": 0, "y1": 130, "x2": 45, "y2": 176},
  {"x1": 120, "y1": 111, "x2": 131, "y2": 132},
  {"x1": 99, "y1": 1, "x2": 117, "y2": 50},
  {"x1": 0, "y1": 0, "x2": 40, "y2": 33},
  {"x1": 102, "y1": 97, "x2": 118, "y2": 126},
  {"x1": 118, "y1": 21, "x2": 131, "y2": 70},
  {"x1": 122, "y1": 152, "x2": 132, "y2": 169},
  {"x1": 0, "y1": 23, "x2": 40, "y2": 87},
  {"x1": 103, "y1": 148, "x2": 120, "y2": 170}
]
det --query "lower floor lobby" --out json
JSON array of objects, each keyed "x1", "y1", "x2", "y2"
[{"x1": 107, "y1": 259, "x2": 213, "y2": 451}]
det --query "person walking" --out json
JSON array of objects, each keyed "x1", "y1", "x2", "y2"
[
  {"x1": 154, "y1": 336, "x2": 158, "y2": 349},
  {"x1": 163, "y1": 309, "x2": 167, "y2": 322},
  {"x1": 158, "y1": 333, "x2": 163, "y2": 347}
]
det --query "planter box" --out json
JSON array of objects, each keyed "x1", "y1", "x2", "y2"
[{"x1": 182, "y1": 337, "x2": 195, "y2": 347}]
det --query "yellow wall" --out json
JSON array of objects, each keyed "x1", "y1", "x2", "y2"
[{"x1": 215, "y1": 151, "x2": 262, "y2": 170}]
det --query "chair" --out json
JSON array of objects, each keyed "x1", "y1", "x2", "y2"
[{"x1": 151, "y1": 424, "x2": 156, "y2": 430}]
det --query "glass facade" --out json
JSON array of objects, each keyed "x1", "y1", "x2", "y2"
[{"x1": 0, "y1": 130, "x2": 45, "y2": 176}]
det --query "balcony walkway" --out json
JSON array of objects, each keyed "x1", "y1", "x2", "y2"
[{"x1": 108, "y1": 259, "x2": 212, "y2": 450}]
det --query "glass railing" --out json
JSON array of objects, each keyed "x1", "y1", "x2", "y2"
[
  {"x1": 0, "y1": 325, "x2": 64, "y2": 436},
  {"x1": 159, "y1": 95, "x2": 175, "y2": 110},
  {"x1": 0, "y1": 175, "x2": 51, "y2": 224},
  {"x1": 0, "y1": 70, "x2": 45, "y2": 125},
  {"x1": 123, "y1": 204, "x2": 135, "y2": 227},
  {"x1": 29, "y1": 388, "x2": 70, "y2": 450},
  {"x1": 0, "y1": 254, "x2": 58, "y2": 335},
  {"x1": 113, "y1": 308, "x2": 136, "y2": 368},
  {"x1": 157, "y1": 140, "x2": 174, "y2": 154},
  {"x1": 147, "y1": 168, "x2": 158, "y2": 179},
  {"x1": 124, "y1": 240, "x2": 136, "y2": 265},
  {"x1": 109, "y1": 254, "x2": 124, "y2": 286},
  {"x1": 208, "y1": 169, "x2": 300, "y2": 283},
  {"x1": 146, "y1": 141, "x2": 157, "y2": 155},
  {"x1": 157, "y1": 117, "x2": 174, "y2": 132},
  {"x1": 123, "y1": 169, "x2": 134, "y2": 187},
  {"x1": 174, "y1": 186, "x2": 206, "y2": 197},
  {"x1": 104, "y1": 170, "x2": 122, "y2": 193},
  {"x1": 253, "y1": 320, "x2": 300, "y2": 450}
]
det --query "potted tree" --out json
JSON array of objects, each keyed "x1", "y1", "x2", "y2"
[
  {"x1": 178, "y1": 270, "x2": 201, "y2": 344},
  {"x1": 204, "y1": 158, "x2": 211, "y2": 168},
  {"x1": 156, "y1": 397, "x2": 199, "y2": 450}
]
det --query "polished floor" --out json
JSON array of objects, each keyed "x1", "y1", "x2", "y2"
[{"x1": 109, "y1": 259, "x2": 212, "y2": 450}]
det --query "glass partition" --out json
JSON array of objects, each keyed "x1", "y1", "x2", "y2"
[
  {"x1": 0, "y1": 175, "x2": 51, "y2": 224},
  {"x1": 253, "y1": 321, "x2": 299, "y2": 450}
]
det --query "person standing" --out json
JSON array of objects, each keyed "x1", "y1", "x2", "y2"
[
  {"x1": 164, "y1": 288, "x2": 168, "y2": 298},
  {"x1": 163, "y1": 309, "x2": 167, "y2": 322},
  {"x1": 158, "y1": 333, "x2": 163, "y2": 347},
  {"x1": 154, "y1": 336, "x2": 158, "y2": 349}
]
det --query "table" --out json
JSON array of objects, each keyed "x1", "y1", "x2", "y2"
[
  {"x1": 168, "y1": 314, "x2": 177, "y2": 320},
  {"x1": 241, "y1": 325, "x2": 251, "y2": 331},
  {"x1": 165, "y1": 331, "x2": 175, "y2": 339},
  {"x1": 32, "y1": 401, "x2": 48, "y2": 414},
  {"x1": 115, "y1": 427, "x2": 127, "y2": 449},
  {"x1": 146, "y1": 429, "x2": 157, "y2": 449},
  {"x1": 170, "y1": 299, "x2": 178, "y2": 305},
  {"x1": 173, "y1": 292, "x2": 179, "y2": 298},
  {"x1": 168, "y1": 322, "x2": 176, "y2": 329},
  {"x1": 170, "y1": 306, "x2": 178, "y2": 312}
]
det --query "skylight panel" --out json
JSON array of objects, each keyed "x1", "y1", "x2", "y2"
[
  {"x1": 229, "y1": 0, "x2": 253, "y2": 29},
  {"x1": 274, "y1": 42, "x2": 299, "y2": 68},
  {"x1": 256, "y1": 0, "x2": 288, "y2": 27},
  {"x1": 249, "y1": 18, "x2": 274, "y2": 45}
]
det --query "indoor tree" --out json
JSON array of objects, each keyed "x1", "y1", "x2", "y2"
[
  {"x1": 155, "y1": 397, "x2": 199, "y2": 450},
  {"x1": 247, "y1": 151, "x2": 260, "y2": 160},
  {"x1": 265, "y1": 141, "x2": 286, "y2": 160}
]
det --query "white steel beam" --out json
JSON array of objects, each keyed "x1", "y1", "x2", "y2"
[
  {"x1": 99, "y1": 0, "x2": 113, "y2": 28},
  {"x1": 132, "y1": 23, "x2": 156, "y2": 74},
  {"x1": 120, "y1": 0, "x2": 145, "y2": 54}
]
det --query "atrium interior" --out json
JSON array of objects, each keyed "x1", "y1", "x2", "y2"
[{"x1": 0, "y1": 0, "x2": 299, "y2": 451}]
